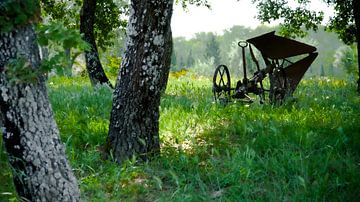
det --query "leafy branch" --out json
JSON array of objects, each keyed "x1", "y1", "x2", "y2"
[
  {"x1": 36, "y1": 21, "x2": 90, "y2": 76},
  {"x1": 3, "y1": 21, "x2": 90, "y2": 84}
]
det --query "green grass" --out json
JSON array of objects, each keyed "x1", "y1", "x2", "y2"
[{"x1": 1, "y1": 75, "x2": 360, "y2": 201}]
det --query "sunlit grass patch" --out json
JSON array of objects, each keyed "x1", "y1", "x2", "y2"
[{"x1": 1, "y1": 75, "x2": 359, "y2": 201}]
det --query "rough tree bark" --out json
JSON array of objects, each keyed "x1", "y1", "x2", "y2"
[
  {"x1": 353, "y1": 0, "x2": 360, "y2": 93},
  {"x1": 107, "y1": 0, "x2": 174, "y2": 163},
  {"x1": 80, "y1": 0, "x2": 113, "y2": 88},
  {"x1": 0, "y1": 25, "x2": 80, "y2": 201}
]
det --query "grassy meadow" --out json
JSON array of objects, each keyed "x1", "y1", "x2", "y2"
[{"x1": 1, "y1": 74, "x2": 360, "y2": 201}]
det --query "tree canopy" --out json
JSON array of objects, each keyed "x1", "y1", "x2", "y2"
[
  {"x1": 252, "y1": 0, "x2": 357, "y2": 44},
  {"x1": 252, "y1": 0, "x2": 359, "y2": 92},
  {"x1": 177, "y1": 0, "x2": 210, "y2": 8},
  {"x1": 41, "y1": 0, "x2": 127, "y2": 50},
  {"x1": 0, "y1": 0, "x2": 40, "y2": 32}
]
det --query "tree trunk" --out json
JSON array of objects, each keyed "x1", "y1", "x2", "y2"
[
  {"x1": 107, "y1": 0, "x2": 174, "y2": 164},
  {"x1": 80, "y1": 0, "x2": 113, "y2": 88},
  {"x1": 64, "y1": 48, "x2": 72, "y2": 77},
  {"x1": 353, "y1": 0, "x2": 360, "y2": 93},
  {"x1": 0, "y1": 25, "x2": 80, "y2": 201}
]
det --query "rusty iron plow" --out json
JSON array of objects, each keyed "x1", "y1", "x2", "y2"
[{"x1": 212, "y1": 31, "x2": 318, "y2": 104}]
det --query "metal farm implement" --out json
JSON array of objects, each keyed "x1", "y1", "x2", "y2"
[{"x1": 212, "y1": 31, "x2": 318, "y2": 104}]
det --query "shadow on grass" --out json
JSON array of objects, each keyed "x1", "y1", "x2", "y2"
[
  {"x1": 1, "y1": 77, "x2": 359, "y2": 201},
  {"x1": 154, "y1": 104, "x2": 360, "y2": 201}
]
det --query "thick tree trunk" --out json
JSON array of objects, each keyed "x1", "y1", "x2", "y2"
[
  {"x1": 107, "y1": 0, "x2": 173, "y2": 163},
  {"x1": 0, "y1": 25, "x2": 80, "y2": 201},
  {"x1": 353, "y1": 0, "x2": 360, "y2": 93},
  {"x1": 80, "y1": 0, "x2": 113, "y2": 88}
]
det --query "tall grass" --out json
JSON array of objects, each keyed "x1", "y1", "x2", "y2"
[{"x1": 1, "y1": 75, "x2": 360, "y2": 201}]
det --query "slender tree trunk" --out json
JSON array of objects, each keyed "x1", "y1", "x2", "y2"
[
  {"x1": 107, "y1": 0, "x2": 174, "y2": 163},
  {"x1": 80, "y1": 0, "x2": 113, "y2": 88},
  {"x1": 353, "y1": 0, "x2": 360, "y2": 93},
  {"x1": 64, "y1": 48, "x2": 72, "y2": 77},
  {"x1": 0, "y1": 25, "x2": 80, "y2": 201}
]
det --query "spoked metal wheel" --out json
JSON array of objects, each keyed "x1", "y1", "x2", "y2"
[{"x1": 212, "y1": 65, "x2": 232, "y2": 102}]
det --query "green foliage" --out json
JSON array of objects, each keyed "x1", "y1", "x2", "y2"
[
  {"x1": 1, "y1": 13, "x2": 89, "y2": 83},
  {"x1": 325, "y1": 0, "x2": 357, "y2": 45},
  {"x1": 94, "y1": 0, "x2": 128, "y2": 50},
  {"x1": 204, "y1": 33, "x2": 221, "y2": 66},
  {"x1": 252, "y1": 0, "x2": 357, "y2": 45},
  {"x1": 0, "y1": 134, "x2": 17, "y2": 201},
  {"x1": 37, "y1": 22, "x2": 88, "y2": 50},
  {"x1": 3, "y1": 21, "x2": 90, "y2": 82},
  {"x1": 2, "y1": 75, "x2": 360, "y2": 201},
  {"x1": 333, "y1": 45, "x2": 359, "y2": 78},
  {"x1": 320, "y1": 64, "x2": 326, "y2": 76},
  {"x1": 4, "y1": 57, "x2": 39, "y2": 84},
  {"x1": 0, "y1": 0, "x2": 40, "y2": 32},
  {"x1": 40, "y1": 0, "x2": 128, "y2": 51},
  {"x1": 186, "y1": 49, "x2": 195, "y2": 68},
  {"x1": 40, "y1": 0, "x2": 81, "y2": 28},
  {"x1": 176, "y1": 0, "x2": 210, "y2": 9},
  {"x1": 104, "y1": 55, "x2": 121, "y2": 78},
  {"x1": 171, "y1": 50, "x2": 177, "y2": 70},
  {"x1": 36, "y1": 21, "x2": 89, "y2": 76},
  {"x1": 252, "y1": 0, "x2": 324, "y2": 38}
]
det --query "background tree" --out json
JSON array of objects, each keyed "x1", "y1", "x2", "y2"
[
  {"x1": 179, "y1": 56, "x2": 185, "y2": 69},
  {"x1": 40, "y1": 0, "x2": 81, "y2": 75},
  {"x1": 205, "y1": 33, "x2": 221, "y2": 66},
  {"x1": 80, "y1": 0, "x2": 115, "y2": 87},
  {"x1": 186, "y1": 49, "x2": 195, "y2": 68},
  {"x1": 40, "y1": 0, "x2": 127, "y2": 86},
  {"x1": 0, "y1": 1, "x2": 80, "y2": 201},
  {"x1": 171, "y1": 49, "x2": 178, "y2": 70},
  {"x1": 333, "y1": 45, "x2": 358, "y2": 79},
  {"x1": 252, "y1": 0, "x2": 360, "y2": 92}
]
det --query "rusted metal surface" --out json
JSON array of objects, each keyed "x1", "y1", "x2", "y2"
[
  {"x1": 212, "y1": 31, "x2": 318, "y2": 104},
  {"x1": 283, "y1": 52, "x2": 318, "y2": 93},
  {"x1": 247, "y1": 31, "x2": 317, "y2": 59}
]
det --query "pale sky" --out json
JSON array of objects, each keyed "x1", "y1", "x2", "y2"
[{"x1": 171, "y1": 0, "x2": 334, "y2": 39}]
